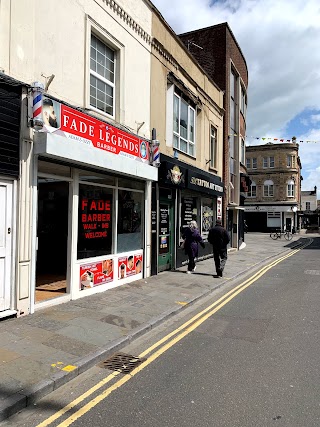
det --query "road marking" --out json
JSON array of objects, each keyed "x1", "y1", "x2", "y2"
[{"x1": 37, "y1": 242, "x2": 311, "y2": 427}]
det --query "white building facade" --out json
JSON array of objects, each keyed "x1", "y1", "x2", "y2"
[{"x1": 0, "y1": 0, "x2": 157, "y2": 317}]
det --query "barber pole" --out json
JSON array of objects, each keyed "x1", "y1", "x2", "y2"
[
  {"x1": 151, "y1": 139, "x2": 160, "y2": 167},
  {"x1": 32, "y1": 81, "x2": 44, "y2": 130}
]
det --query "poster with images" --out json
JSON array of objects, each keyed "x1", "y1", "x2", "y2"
[
  {"x1": 118, "y1": 254, "x2": 143, "y2": 279},
  {"x1": 80, "y1": 259, "x2": 114, "y2": 290}
]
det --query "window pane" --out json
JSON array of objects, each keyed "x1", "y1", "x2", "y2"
[
  {"x1": 173, "y1": 134, "x2": 179, "y2": 148},
  {"x1": 173, "y1": 95, "x2": 179, "y2": 133},
  {"x1": 252, "y1": 158, "x2": 257, "y2": 168},
  {"x1": 210, "y1": 126, "x2": 216, "y2": 167},
  {"x1": 270, "y1": 157, "x2": 274, "y2": 167},
  {"x1": 189, "y1": 144, "x2": 194, "y2": 157},
  {"x1": 117, "y1": 190, "x2": 143, "y2": 253},
  {"x1": 77, "y1": 184, "x2": 113, "y2": 259},
  {"x1": 90, "y1": 75, "x2": 113, "y2": 116},
  {"x1": 180, "y1": 100, "x2": 188, "y2": 139},
  {"x1": 246, "y1": 158, "x2": 250, "y2": 169},
  {"x1": 263, "y1": 158, "x2": 268, "y2": 167},
  {"x1": 189, "y1": 108, "x2": 195, "y2": 142},
  {"x1": 180, "y1": 139, "x2": 188, "y2": 153}
]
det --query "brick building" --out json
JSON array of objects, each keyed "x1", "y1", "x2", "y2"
[
  {"x1": 244, "y1": 142, "x2": 302, "y2": 232},
  {"x1": 179, "y1": 23, "x2": 249, "y2": 249},
  {"x1": 300, "y1": 187, "x2": 319, "y2": 230}
]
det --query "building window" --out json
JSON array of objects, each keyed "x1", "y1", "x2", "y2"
[
  {"x1": 263, "y1": 156, "x2": 274, "y2": 168},
  {"x1": 240, "y1": 86, "x2": 247, "y2": 118},
  {"x1": 263, "y1": 157, "x2": 268, "y2": 168},
  {"x1": 306, "y1": 201, "x2": 310, "y2": 210},
  {"x1": 287, "y1": 179, "x2": 295, "y2": 197},
  {"x1": 287, "y1": 155, "x2": 292, "y2": 167},
  {"x1": 117, "y1": 190, "x2": 143, "y2": 253},
  {"x1": 173, "y1": 93, "x2": 195, "y2": 156},
  {"x1": 90, "y1": 34, "x2": 115, "y2": 117},
  {"x1": 252, "y1": 158, "x2": 257, "y2": 168},
  {"x1": 248, "y1": 181, "x2": 256, "y2": 197},
  {"x1": 246, "y1": 158, "x2": 250, "y2": 169},
  {"x1": 209, "y1": 125, "x2": 217, "y2": 168},
  {"x1": 241, "y1": 138, "x2": 245, "y2": 164},
  {"x1": 269, "y1": 156, "x2": 275, "y2": 168},
  {"x1": 263, "y1": 179, "x2": 274, "y2": 197}
]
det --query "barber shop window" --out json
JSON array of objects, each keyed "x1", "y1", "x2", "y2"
[
  {"x1": 77, "y1": 184, "x2": 113, "y2": 259},
  {"x1": 173, "y1": 93, "x2": 195, "y2": 156},
  {"x1": 117, "y1": 190, "x2": 143, "y2": 253}
]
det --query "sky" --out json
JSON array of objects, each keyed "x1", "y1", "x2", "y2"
[{"x1": 152, "y1": 0, "x2": 320, "y2": 198}]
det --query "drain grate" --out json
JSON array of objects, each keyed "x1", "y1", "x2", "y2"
[{"x1": 99, "y1": 352, "x2": 146, "y2": 374}]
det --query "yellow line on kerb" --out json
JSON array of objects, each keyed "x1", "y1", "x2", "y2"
[{"x1": 37, "y1": 243, "x2": 308, "y2": 427}]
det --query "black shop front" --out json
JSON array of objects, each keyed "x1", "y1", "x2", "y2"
[{"x1": 154, "y1": 154, "x2": 224, "y2": 272}]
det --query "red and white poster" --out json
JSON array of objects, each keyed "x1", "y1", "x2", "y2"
[
  {"x1": 41, "y1": 97, "x2": 149, "y2": 163},
  {"x1": 118, "y1": 254, "x2": 143, "y2": 280},
  {"x1": 217, "y1": 197, "x2": 222, "y2": 221},
  {"x1": 80, "y1": 258, "x2": 114, "y2": 290}
]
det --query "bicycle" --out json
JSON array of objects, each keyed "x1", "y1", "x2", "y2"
[{"x1": 269, "y1": 229, "x2": 293, "y2": 241}]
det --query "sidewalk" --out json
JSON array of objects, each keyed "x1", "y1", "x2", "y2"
[{"x1": 0, "y1": 233, "x2": 312, "y2": 421}]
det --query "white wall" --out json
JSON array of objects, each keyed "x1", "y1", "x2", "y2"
[
  {"x1": 0, "y1": 0, "x2": 152, "y2": 138},
  {"x1": 301, "y1": 195, "x2": 317, "y2": 211}
]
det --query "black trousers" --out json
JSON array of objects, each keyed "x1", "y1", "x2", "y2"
[{"x1": 213, "y1": 248, "x2": 227, "y2": 273}]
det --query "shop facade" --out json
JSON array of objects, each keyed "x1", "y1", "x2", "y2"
[
  {"x1": 153, "y1": 154, "x2": 224, "y2": 272},
  {"x1": 28, "y1": 96, "x2": 157, "y2": 312},
  {"x1": 0, "y1": 78, "x2": 21, "y2": 318}
]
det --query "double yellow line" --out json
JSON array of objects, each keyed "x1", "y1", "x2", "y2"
[{"x1": 38, "y1": 243, "x2": 308, "y2": 427}]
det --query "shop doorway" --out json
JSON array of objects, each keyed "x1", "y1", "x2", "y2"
[
  {"x1": 158, "y1": 201, "x2": 174, "y2": 272},
  {"x1": 0, "y1": 180, "x2": 13, "y2": 311},
  {"x1": 36, "y1": 179, "x2": 69, "y2": 302}
]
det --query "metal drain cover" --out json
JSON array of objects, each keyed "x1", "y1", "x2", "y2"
[{"x1": 99, "y1": 352, "x2": 146, "y2": 374}]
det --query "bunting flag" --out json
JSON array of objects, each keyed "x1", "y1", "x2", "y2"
[{"x1": 228, "y1": 134, "x2": 320, "y2": 143}]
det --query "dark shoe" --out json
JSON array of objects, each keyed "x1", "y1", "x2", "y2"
[{"x1": 217, "y1": 270, "x2": 223, "y2": 277}]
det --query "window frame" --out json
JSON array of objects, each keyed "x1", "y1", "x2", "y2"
[
  {"x1": 209, "y1": 124, "x2": 217, "y2": 169},
  {"x1": 173, "y1": 92, "x2": 196, "y2": 157},
  {"x1": 252, "y1": 157, "x2": 257, "y2": 169},
  {"x1": 248, "y1": 181, "x2": 256, "y2": 198},
  {"x1": 306, "y1": 201, "x2": 311, "y2": 210},
  {"x1": 246, "y1": 158, "x2": 251, "y2": 169},
  {"x1": 287, "y1": 179, "x2": 295, "y2": 197},
  {"x1": 263, "y1": 180, "x2": 274, "y2": 197},
  {"x1": 89, "y1": 33, "x2": 116, "y2": 118}
]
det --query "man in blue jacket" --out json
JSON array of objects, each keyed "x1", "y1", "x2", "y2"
[{"x1": 208, "y1": 220, "x2": 230, "y2": 277}]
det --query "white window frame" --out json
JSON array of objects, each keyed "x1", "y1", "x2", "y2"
[
  {"x1": 263, "y1": 156, "x2": 274, "y2": 168},
  {"x1": 264, "y1": 180, "x2": 274, "y2": 197},
  {"x1": 269, "y1": 156, "x2": 275, "y2": 168},
  {"x1": 252, "y1": 157, "x2": 257, "y2": 169},
  {"x1": 173, "y1": 92, "x2": 196, "y2": 157},
  {"x1": 248, "y1": 181, "x2": 256, "y2": 197},
  {"x1": 246, "y1": 158, "x2": 251, "y2": 169},
  {"x1": 209, "y1": 124, "x2": 217, "y2": 169},
  {"x1": 240, "y1": 138, "x2": 245, "y2": 164},
  {"x1": 287, "y1": 179, "x2": 295, "y2": 197},
  {"x1": 263, "y1": 157, "x2": 268, "y2": 168},
  {"x1": 306, "y1": 201, "x2": 311, "y2": 210}
]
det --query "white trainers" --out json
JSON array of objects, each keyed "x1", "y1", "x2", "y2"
[
  {"x1": 192, "y1": 266, "x2": 197, "y2": 272},
  {"x1": 186, "y1": 271, "x2": 192, "y2": 274}
]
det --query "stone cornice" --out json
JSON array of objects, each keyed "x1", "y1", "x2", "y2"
[{"x1": 101, "y1": 0, "x2": 152, "y2": 44}]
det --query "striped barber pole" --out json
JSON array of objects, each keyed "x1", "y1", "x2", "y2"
[
  {"x1": 152, "y1": 140, "x2": 160, "y2": 167},
  {"x1": 32, "y1": 82, "x2": 44, "y2": 129}
]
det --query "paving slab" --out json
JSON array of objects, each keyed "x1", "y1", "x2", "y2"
[{"x1": 0, "y1": 233, "x2": 314, "y2": 421}]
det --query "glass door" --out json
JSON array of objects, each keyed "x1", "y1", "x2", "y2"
[{"x1": 158, "y1": 200, "x2": 174, "y2": 272}]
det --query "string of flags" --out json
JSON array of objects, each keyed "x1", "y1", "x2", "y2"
[{"x1": 229, "y1": 134, "x2": 320, "y2": 143}]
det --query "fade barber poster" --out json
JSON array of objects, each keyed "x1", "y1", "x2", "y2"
[
  {"x1": 80, "y1": 259, "x2": 113, "y2": 290},
  {"x1": 118, "y1": 254, "x2": 143, "y2": 279}
]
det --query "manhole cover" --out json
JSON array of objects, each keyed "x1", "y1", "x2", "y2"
[{"x1": 98, "y1": 352, "x2": 146, "y2": 374}]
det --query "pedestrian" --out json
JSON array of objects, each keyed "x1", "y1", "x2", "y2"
[
  {"x1": 182, "y1": 220, "x2": 205, "y2": 274},
  {"x1": 208, "y1": 219, "x2": 230, "y2": 277}
]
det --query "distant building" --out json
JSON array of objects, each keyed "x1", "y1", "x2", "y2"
[
  {"x1": 300, "y1": 186, "x2": 319, "y2": 229},
  {"x1": 244, "y1": 142, "x2": 301, "y2": 232}
]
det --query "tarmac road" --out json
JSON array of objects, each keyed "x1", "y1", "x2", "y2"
[{"x1": 1, "y1": 235, "x2": 320, "y2": 427}]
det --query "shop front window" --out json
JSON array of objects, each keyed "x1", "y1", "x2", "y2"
[
  {"x1": 117, "y1": 190, "x2": 143, "y2": 253},
  {"x1": 202, "y1": 198, "x2": 214, "y2": 241},
  {"x1": 77, "y1": 184, "x2": 113, "y2": 259}
]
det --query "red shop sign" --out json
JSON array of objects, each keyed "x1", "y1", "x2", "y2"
[{"x1": 42, "y1": 97, "x2": 149, "y2": 162}]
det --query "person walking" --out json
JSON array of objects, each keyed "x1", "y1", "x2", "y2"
[
  {"x1": 182, "y1": 220, "x2": 205, "y2": 274},
  {"x1": 208, "y1": 219, "x2": 230, "y2": 277}
]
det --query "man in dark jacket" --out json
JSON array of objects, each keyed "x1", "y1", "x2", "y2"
[{"x1": 208, "y1": 220, "x2": 230, "y2": 277}]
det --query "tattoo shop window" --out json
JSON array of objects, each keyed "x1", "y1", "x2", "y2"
[
  {"x1": 90, "y1": 34, "x2": 115, "y2": 117},
  {"x1": 117, "y1": 190, "x2": 143, "y2": 253},
  {"x1": 173, "y1": 93, "x2": 195, "y2": 156}
]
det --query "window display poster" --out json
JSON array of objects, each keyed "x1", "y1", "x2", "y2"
[
  {"x1": 118, "y1": 254, "x2": 143, "y2": 279},
  {"x1": 181, "y1": 197, "x2": 197, "y2": 228},
  {"x1": 80, "y1": 259, "x2": 113, "y2": 290}
]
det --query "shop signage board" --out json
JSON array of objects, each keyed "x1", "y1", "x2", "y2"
[{"x1": 41, "y1": 97, "x2": 149, "y2": 163}]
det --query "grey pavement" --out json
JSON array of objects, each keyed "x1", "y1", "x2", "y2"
[{"x1": 0, "y1": 231, "x2": 316, "y2": 421}]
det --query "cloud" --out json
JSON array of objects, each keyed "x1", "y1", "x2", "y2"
[{"x1": 153, "y1": 0, "x2": 320, "y2": 195}]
